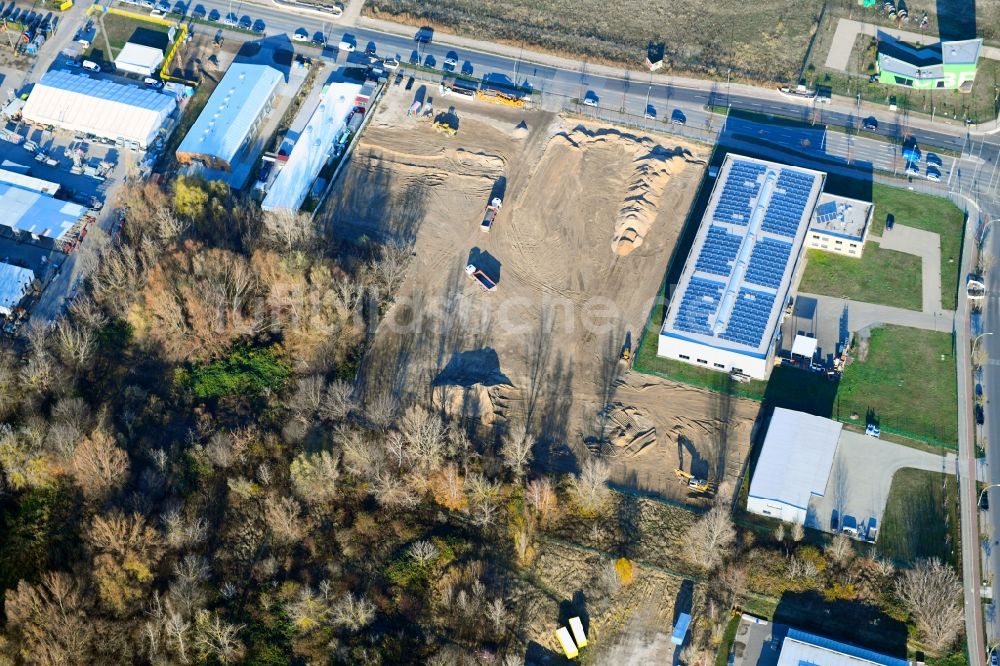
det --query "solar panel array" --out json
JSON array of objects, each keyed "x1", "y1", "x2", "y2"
[
  {"x1": 675, "y1": 278, "x2": 724, "y2": 335},
  {"x1": 720, "y1": 289, "x2": 776, "y2": 347},
  {"x1": 744, "y1": 238, "x2": 793, "y2": 289},
  {"x1": 711, "y1": 160, "x2": 765, "y2": 225},
  {"x1": 761, "y1": 170, "x2": 816, "y2": 237},
  {"x1": 695, "y1": 226, "x2": 743, "y2": 276},
  {"x1": 815, "y1": 200, "x2": 837, "y2": 223}
]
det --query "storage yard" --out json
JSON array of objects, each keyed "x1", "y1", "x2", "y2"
[{"x1": 319, "y1": 84, "x2": 760, "y2": 501}]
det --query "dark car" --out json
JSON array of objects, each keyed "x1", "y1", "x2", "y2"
[
  {"x1": 238, "y1": 15, "x2": 251, "y2": 29},
  {"x1": 207, "y1": 8, "x2": 220, "y2": 21},
  {"x1": 862, "y1": 116, "x2": 878, "y2": 131},
  {"x1": 311, "y1": 32, "x2": 325, "y2": 46},
  {"x1": 977, "y1": 383, "x2": 984, "y2": 399},
  {"x1": 671, "y1": 108, "x2": 686, "y2": 125},
  {"x1": 251, "y1": 19, "x2": 265, "y2": 33},
  {"x1": 414, "y1": 26, "x2": 432, "y2": 44},
  {"x1": 364, "y1": 41, "x2": 377, "y2": 57},
  {"x1": 981, "y1": 491, "x2": 990, "y2": 511},
  {"x1": 976, "y1": 404, "x2": 985, "y2": 426},
  {"x1": 191, "y1": 3, "x2": 205, "y2": 17},
  {"x1": 405, "y1": 75, "x2": 415, "y2": 91},
  {"x1": 257, "y1": 160, "x2": 272, "y2": 183},
  {"x1": 885, "y1": 213, "x2": 894, "y2": 230}
]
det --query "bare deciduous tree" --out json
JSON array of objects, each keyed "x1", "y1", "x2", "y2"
[
  {"x1": 330, "y1": 592, "x2": 376, "y2": 632},
  {"x1": 262, "y1": 208, "x2": 316, "y2": 252},
  {"x1": 4, "y1": 572, "x2": 94, "y2": 666},
  {"x1": 500, "y1": 425, "x2": 534, "y2": 480},
  {"x1": 408, "y1": 540, "x2": 439, "y2": 565},
  {"x1": 169, "y1": 555, "x2": 211, "y2": 619},
  {"x1": 683, "y1": 503, "x2": 737, "y2": 571},
  {"x1": 790, "y1": 522, "x2": 805, "y2": 543},
  {"x1": 569, "y1": 457, "x2": 612, "y2": 515},
  {"x1": 319, "y1": 379, "x2": 354, "y2": 422},
  {"x1": 289, "y1": 450, "x2": 340, "y2": 505},
  {"x1": 895, "y1": 558, "x2": 964, "y2": 652},
  {"x1": 71, "y1": 429, "x2": 129, "y2": 501},
  {"x1": 55, "y1": 318, "x2": 96, "y2": 370},
  {"x1": 485, "y1": 598, "x2": 509, "y2": 635},
  {"x1": 526, "y1": 476, "x2": 558, "y2": 527},
  {"x1": 401, "y1": 406, "x2": 447, "y2": 473},
  {"x1": 773, "y1": 523, "x2": 786, "y2": 543},
  {"x1": 826, "y1": 533, "x2": 854, "y2": 567},
  {"x1": 369, "y1": 244, "x2": 410, "y2": 295},
  {"x1": 194, "y1": 610, "x2": 244, "y2": 664},
  {"x1": 264, "y1": 494, "x2": 305, "y2": 546}
]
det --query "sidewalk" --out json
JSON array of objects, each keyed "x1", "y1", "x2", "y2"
[{"x1": 870, "y1": 225, "x2": 944, "y2": 315}]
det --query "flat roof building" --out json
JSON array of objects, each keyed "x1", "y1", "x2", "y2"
[
  {"x1": 0, "y1": 182, "x2": 87, "y2": 242},
  {"x1": 657, "y1": 154, "x2": 825, "y2": 379},
  {"x1": 21, "y1": 70, "x2": 176, "y2": 148},
  {"x1": 805, "y1": 193, "x2": 874, "y2": 257},
  {"x1": 176, "y1": 63, "x2": 283, "y2": 171},
  {"x1": 777, "y1": 628, "x2": 909, "y2": 666},
  {"x1": 114, "y1": 42, "x2": 165, "y2": 77},
  {"x1": 747, "y1": 408, "x2": 842, "y2": 525},
  {"x1": 0, "y1": 263, "x2": 35, "y2": 316},
  {"x1": 877, "y1": 32, "x2": 982, "y2": 92},
  {"x1": 0, "y1": 167, "x2": 60, "y2": 195},
  {"x1": 262, "y1": 81, "x2": 361, "y2": 213}
]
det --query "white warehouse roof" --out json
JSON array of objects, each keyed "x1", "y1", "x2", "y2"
[
  {"x1": 262, "y1": 81, "x2": 361, "y2": 212},
  {"x1": 748, "y1": 408, "x2": 841, "y2": 513},
  {"x1": 0, "y1": 182, "x2": 87, "y2": 241},
  {"x1": 0, "y1": 262, "x2": 34, "y2": 315},
  {"x1": 177, "y1": 63, "x2": 283, "y2": 166},
  {"x1": 0, "y1": 167, "x2": 60, "y2": 195},
  {"x1": 777, "y1": 629, "x2": 909, "y2": 666},
  {"x1": 115, "y1": 42, "x2": 164, "y2": 77},
  {"x1": 22, "y1": 71, "x2": 176, "y2": 148}
]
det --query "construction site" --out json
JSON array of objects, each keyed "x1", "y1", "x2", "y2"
[{"x1": 319, "y1": 77, "x2": 762, "y2": 505}]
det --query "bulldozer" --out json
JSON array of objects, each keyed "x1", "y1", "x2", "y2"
[{"x1": 434, "y1": 122, "x2": 457, "y2": 136}]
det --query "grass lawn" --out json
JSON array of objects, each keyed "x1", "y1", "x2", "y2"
[
  {"x1": 798, "y1": 246, "x2": 923, "y2": 311},
  {"x1": 836, "y1": 325, "x2": 957, "y2": 447},
  {"x1": 878, "y1": 468, "x2": 960, "y2": 568},
  {"x1": 868, "y1": 183, "x2": 965, "y2": 311},
  {"x1": 86, "y1": 13, "x2": 172, "y2": 61}
]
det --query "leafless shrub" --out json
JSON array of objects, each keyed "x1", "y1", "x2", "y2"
[
  {"x1": 319, "y1": 380, "x2": 354, "y2": 422},
  {"x1": 826, "y1": 534, "x2": 854, "y2": 567},
  {"x1": 408, "y1": 540, "x2": 439, "y2": 565},
  {"x1": 683, "y1": 503, "x2": 736, "y2": 571},
  {"x1": 264, "y1": 495, "x2": 305, "y2": 546},
  {"x1": 71, "y1": 429, "x2": 129, "y2": 501},
  {"x1": 569, "y1": 458, "x2": 611, "y2": 515},
  {"x1": 895, "y1": 558, "x2": 963, "y2": 652},
  {"x1": 289, "y1": 450, "x2": 340, "y2": 505},
  {"x1": 329, "y1": 593, "x2": 376, "y2": 632}
]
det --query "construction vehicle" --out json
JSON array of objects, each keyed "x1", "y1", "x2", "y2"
[
  {"x1": 480, "y1": 197, "x2": 501, "y2": 232},
  {"x1": 674, "y1": 468, "x2": 715, "y2": 494},
  {"x1": 465, "y1": 264, "x2": 496, "y2": 292},
  {"x1": 434, "y1": 122, "x2": 456, "y2": 136}
]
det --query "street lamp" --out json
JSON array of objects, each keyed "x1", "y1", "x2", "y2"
[
  {"x1": 979, "y1": 483, "x2": 1000, "y2": 511},
  {"x1": 974, "y1": 332, "x2": 994, "y2": 349},
  {"x1": 980, "y1": 217, "x2": 997, "y2": 247}
]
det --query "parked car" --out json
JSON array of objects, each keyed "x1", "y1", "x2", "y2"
[
  {"x1": 443, "y1": 51, "x2": 458, "y2": 69},
  {"x1": 81, "y1": 59, "x2": 100, "y2": 72},
  {"x1": 865, "y1": 423, "x2": 880, "y2": 438},
  {"x1": 257, "y1": 160, "x2": 272, "y2": 182},
  {"x1": 982, "y1": 491, "x2": 991, "y2": 511},
  {"x1": 143, "y1": 77, "x2": 163, "y2": 88},
  {"x1": 292, "y1": 29, "x2": 309, "y2": 42},
  {"x1": 382, "y1": 58, "x2": 399, "y2": 71},
  {"x1": 338, "y1": 38, "x2": 355, "y2": 52},
  {"x1": 862, "y1": 116, "x2": 878, "y2": 131},
  {"x1": 582, "y1": 91, "x2": 599, "y2": 107},
  {"x1": 926, "y1": 152, "x2": 942, "y2": 167},
  {"x1": 905, "y1": 163, "x2": 920, "y2": 176},
  {"x1": 149, "y1": 8, "x2": 167, "y2": 18},
  {"x1": 671, "y1": 108, "x2": 687, "y2": 125},
  {"x1": 925, "y1": 167, "x2": 941, "y2": 182},
  {"x1": 364, "y1": 42, "x2": 377, "y2": 57},
  {"x1": 976, "y1": 404, "x2": 985, "y2": 426},
  {"x1": 644, "y1": 105, "x2": 656, "y2": 120}
]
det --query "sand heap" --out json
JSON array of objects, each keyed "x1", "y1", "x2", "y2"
[
  {"x1": 431, "y1": 383, "x2": 518, "y2": 425},
  {"x1": 550, "y1": 126, "x2": 687, "y2": 256},
  {"x1": 603, "y1": 403, "x2": 657, "y2": 457}
]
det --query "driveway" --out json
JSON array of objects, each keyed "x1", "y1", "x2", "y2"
[{"x1": 806, "y1": 429, "x2": 955, "y2": 533}]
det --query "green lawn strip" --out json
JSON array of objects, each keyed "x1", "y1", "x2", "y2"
[
  {"x1": 836, "y1": 325, "x2": 958, "y2": 446},
  {"x1": 868, "y1": 183, "x2": 964, "y2": 310},
  {"x1": 877, "y1": 468, "x2": 961, "y2": 569},
  {"x1": 798, "y1": 246, "x2": 922, "y2": 311},
  {"x1": 714, "y1": 615, "x2": 740, "y2": 666}
]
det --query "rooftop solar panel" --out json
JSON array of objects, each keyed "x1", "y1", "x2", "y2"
[
  {"x1": 675, "y1": 278, "x2": 724, "y2": 335},
  {"x1": 745, "y1": 238, "x2": 793, "y2": 289},
  {"x1": 815, "y1": 200, "x2": 837, "y2": 223},
  {"x1": 720, "y1": 289, "x2": 776, "y2": 347},
  {"x1": 695, "y1": 226, "x2": 743, "y2": 276}
]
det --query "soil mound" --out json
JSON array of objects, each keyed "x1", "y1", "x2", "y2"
[{"x1": 604, "y1": 403, "x2": 657, "y2": 457}]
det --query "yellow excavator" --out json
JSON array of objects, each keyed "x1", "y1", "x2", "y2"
[{"x1": 674, "y1": 468, "x2": 715, "y2": 495}]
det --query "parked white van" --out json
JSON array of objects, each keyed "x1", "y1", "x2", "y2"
[{"x1": 82, "y1": 60, "x2": 100, "y2": 72}]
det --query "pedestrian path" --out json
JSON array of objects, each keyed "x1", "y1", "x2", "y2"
[
  {"x1": 797, "y1": 292, "x2": 954, "y2": 334},
  {"x1": 870, "y1": 224, "x2": 944, "y2": 314}
]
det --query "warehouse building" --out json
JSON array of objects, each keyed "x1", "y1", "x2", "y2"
[
  {"x1": 176, "y1": 63, "x2": 283, "y2": 171},
  {"x1": 777, "y1": 628, "x2": 908, "y2": 666},
  {"x1": 0, "y1": 182, "x2": 87, "y2": 243},
  {"x1": 657, "y1": 155, "x2": 825, "y2": 379},
  {"x1": 877, "y1": 32, "x2": 982, "y2": 92},
  {"x1": 805, "y1": 193, "x2": 873, "y2": 258},
  {"x1": 746, "y1": 408, "x2": 841, "y2": 525},
  {"x1": 21, "y1": 71, "x2": 176, "y2": 149},
  {"x1": 114, "y1": 42, "x2": 165, "y2": 77},
  {"x1": 262, "y1": 81, "x2": 362, "y2": 212},
  {"x1": 0, "y1": 263, "x2": 35, "y2": 316},
  {"x1": 0, "y1": 167, "x2": 60, "y2": 195}
]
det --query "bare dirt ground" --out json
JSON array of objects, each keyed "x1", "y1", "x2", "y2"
[{"x1": 321, "y1": 84, "x2": 760, "y2": 502}]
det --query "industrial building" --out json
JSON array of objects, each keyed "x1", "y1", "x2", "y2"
[
  {"x1": 776, "y1": 628, "x2": 908, "y2": 666},
  {"x1": 657, "y1": 155, "x2": 825, "y2": 379},
  {"x1": 21, "y1": 71, "x2": 177, "y2": 149},
  {"x1": 0, "y1": 167, "x2": 60, "y2": 195},
  {"x1": 176, "y1": 63, "x2": 283, "y2": 171},
  {"x1": 876, "y1": 32, "x2": 982, "y2": 92},
  {"x1": 746, "y1": 408, "x2": 841, "y2": 525},
  {"x1": 805, "y1": 193, "x2": 873, "y2": 257},
  {"x1": 262, "y1": 81, "x2": 362, "y2": 212},
  {"x1": 0, "y1": 182, "x2": 87, "y2": 243},
  {"x1": 0, "y1": 263, "x2": 35, "y2": 316},
  {"x1": 114, "y1": 42, "x2": 164, "y2": 77}
]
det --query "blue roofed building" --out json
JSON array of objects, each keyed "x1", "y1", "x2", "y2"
[
  {"x1": 777, "y1": 628, "x2": 909, "y2": 666},
  {"x1": 0, "y1": 182, "x2": 87, "y2": 244},
  {"x1": 176, "y1": 63, "x2": 283, "y2": 171},
  {"x1": 657, "y1": 154, "x2": 825, "y2": 380}
]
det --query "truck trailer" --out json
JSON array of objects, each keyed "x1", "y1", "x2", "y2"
[
  {"x1": 481, "y1": 197, "x2": 502, "y2": 232},
  {"x1": 465, "y1": 264, "x2": 496, "y2": 292}
]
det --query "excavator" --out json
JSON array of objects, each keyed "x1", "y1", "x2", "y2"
[{"x1": 674, "y1": 468, "x2": 715, "y2": 495}]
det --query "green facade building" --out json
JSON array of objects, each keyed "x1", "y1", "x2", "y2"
[{"x1": 876, "y1": 32, "x2": 982, "y2": 92}]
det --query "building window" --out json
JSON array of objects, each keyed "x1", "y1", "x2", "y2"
[
  {"x1": 848, "y1": 249, "x2": 857, "y2": 254},
  {"x1": 849, "y1": 243, "x2": 857, "y2": 248},
  {"x1": 893, "y1": 76, "x2": 914, "y2": 86},
  {"x1": 820, "y1": 244, "x2": 828, "y2": 249},
  {"x1": 812, "y1": 234, "x2": 820, "y2": 240},
  {"x1": 936, "y1": 81, "x2": 944, "y2": 88},
  {"x1": 679, "y1": 354, "x2": 690, "y2": 360},
  {"x1": 714, "y1": 363, "x2": 725, "y2": 369},
  {"x1": 834, "y1": 240, "x2": 842, "y2": 245},
  {"x1": 696, "y1": 358, "x2": 708, "y2": 364}
]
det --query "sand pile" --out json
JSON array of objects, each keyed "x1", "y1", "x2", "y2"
[
  {"x1": 603, "y1": 403, "x2": 657, "y2": 457},
  {"x1": 431, "y1": 383, "x2": 518, "y2": 425},
  {"x1": 550, "y1": 126, "x2": 687, "y2": 256}
]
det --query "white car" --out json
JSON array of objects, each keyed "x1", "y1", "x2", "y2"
[
  {"x1": 443, "y1": 56, "x2": 458, "y2": 68},
  {"x1": 865, "y1": 423, "x2": 880, "y2": 439},
  {"x1": 905, "y1": 164, "x2": 920, "y2": 176},
  {"x1": 582, "y1": 93, "x2": 598, "y2": 107},
  {"x1": 926, "y1": 168, "x2": 941, "y2": 182},
  {"x1": 382, "y1": 58, "x2": 399, "y2": 71},
  {"x1": 82, "y1": 59, "x2": 100, "y2": 72},
  {"x1": 292, "y1": 31, "x2": 308, "y2": 42},
  {"x1": 149, "y1": 8, "x2": 167, "y2": 17}
]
